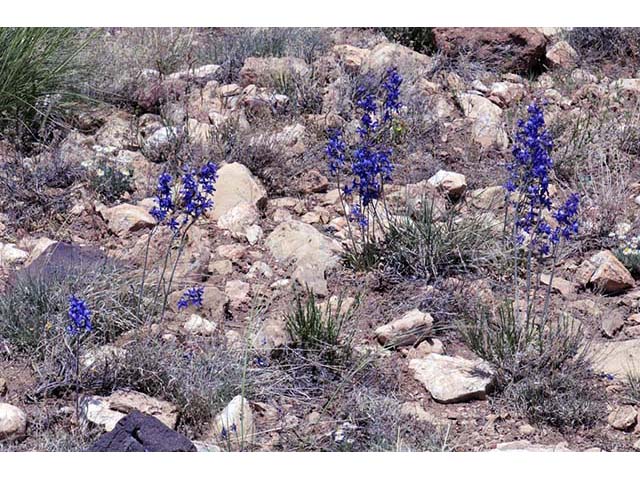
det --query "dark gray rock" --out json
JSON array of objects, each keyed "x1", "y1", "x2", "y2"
[
  {"x1": 88, "y1": 411, "x2": 196, "y2": 452},
  {"x1": 10, "y1": 242, "x2": 108, "y2": 286}
]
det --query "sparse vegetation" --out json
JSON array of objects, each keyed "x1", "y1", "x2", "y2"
[{"x1": 3, "y1": 26, "x2": 640, "y2": 453}]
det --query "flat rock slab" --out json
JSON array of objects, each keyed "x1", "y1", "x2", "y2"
[
  {"x1": 88, "y1": 411, "x2": 196, "y2": 452},
  {"x1": 409, "y1": 353, "x2": 495, "y2": 403},
  {"x1": 591, "y1": 339, "x2": 640, "y2": 379},
  {"x1": 81, "y1": 390, "x2": 178, "y2": 432},
  {"x1": 492, "y1": 440, "x2": 571, "y2": 452}
]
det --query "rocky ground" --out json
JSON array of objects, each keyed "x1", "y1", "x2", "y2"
[{"x1": 2, "y1": 27, "x2": 640, "y2": 452}]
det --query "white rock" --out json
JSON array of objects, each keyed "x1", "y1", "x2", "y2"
[
  {"x1": 169, "y1": 64, "x2": 220, "y2": 82},
  {"x1": 81, "y1": 390, "x2": 178, "y2": 431},
  {"x1": 0, "y1": 403, "x2": 27, "y2": 441},
  {"x1": 375, "y1": 309, "x2": 433, "y2": 348},
  {"x1": 607, "y1": 405, "x2": 637, "y2": 431},
  {"x1": 210, "y1": 163, "x2": 267, "y2": 220},
  {"x1": 0, "y1": 243, "x2": 28, "y2": 266},
  {"x1": 225, "y1": 280, "x2": 250, "y2": 308},
  {"x1": 493, "y1": 440, "x2": 571, "y2": 452},
  {"x1": 427, "y1": 170, "x2": 467, "y2": 199},
  {"x1": 265, "y1": 220, "x2": 342, "y2": 296},
  {"x1": 184, "y1": 314, "x2": 216, "y2": 335},
  {"x1": 212, "y1": 395, "x2": 255, "y2": 446},
  {"x1": 24, "y1": 237, "x2": 56, "y2": 266},
  {"x1": 98, "y1": 203, "x2": 156, "y2": 237},
  {"x1": 245, "y1": 225, "x2": 264, "y2": 245},
  {"x1": 591, "y1": 339, "x2": 640, "y2": 379},
  {"x1": 80, "y1": 345, "x2": 127, "y2": 371},
  {"x1": 546, "y1": 41, "x2": 578, "y2": 68},
  {"x1": 217, "y1": 202, "x2": 260, "y2": 239},
  {"x1": 143, "y1": 126, "x2": 181, "y2": 153},
  {"x1": 457, "y1": 93, "x2": 508, "y2": 149},
  {"x1": 409, "y1": 354, "x2": 494, "y2": 403}
]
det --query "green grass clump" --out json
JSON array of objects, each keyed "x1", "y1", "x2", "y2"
[
  {"x1": 285, "y1": 289, "x2": 358, "y2": 362},
  {"x1": 382, "y1": 197, "x2": 500, "y2": 280},
  {"x1": 0, "y1": 28, "x2": 88, "y2": 143}
]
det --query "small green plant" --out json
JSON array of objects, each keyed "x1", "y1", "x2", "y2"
[
  {"x1": 624, "y1": 369, "x2": 640, "y2": 405},
  {"x1": 272, "y1": 70, "x2": 323, "y2": 116},
  {"x1": 89, "y1": 161, "x2": 134, "y2": 203},
  {"x1": 501, "y1": 367, "x2": 603, "y2": 430},
  {"x1": 382, "y1": 196, "x2": 499, "y2": 280},
  {"x1": 459, "y1": 300, "x2": 586, "y2": 384},
  {"x1": 285, "y1": 288, "x2": 358, "y2": 361},
  {"x1": 610, "y1": 228, "x2": 640, "y2": 275}
]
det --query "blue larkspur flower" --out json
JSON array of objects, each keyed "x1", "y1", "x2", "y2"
[
  {"x1": 67, "y1": 295, "x2": 92, "y2": 336},
  {"x1": 326, "y1": 68, "x2": 402, "y2": 227},
  {"x1": 506, "y1": 102, "x2": 579, "y2": 253},
  {"x1": 150, "y1": 162, "x2": 218, "y2": 230},
  {"x1": 177, "y1": 286, "x2": 204, "y2": 310}
]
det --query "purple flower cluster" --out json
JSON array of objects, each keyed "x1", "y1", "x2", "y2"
[
  {"x1": 177, "y1": 286, "x2": 204, "y2": 310},
  {"x1": 150, "y1": 162, "x2": 219, "y2": 232},
  {"x1": 506, "y1": 102, "x2": 579, "y2": 254},
  {"x1": 67, "y1": 295, "x2": 92, "y2": 336},
  {"x1": 326, "y1": 67, "x2": 402, "y2": 228}
]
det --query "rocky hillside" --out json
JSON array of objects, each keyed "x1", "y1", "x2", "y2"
[{"x1": 1, "y1": 27, "x2": 640, "y2": 452}]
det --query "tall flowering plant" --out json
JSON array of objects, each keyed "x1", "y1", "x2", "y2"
[
  {"x1": 138, "y1": 162, "x2": 218, "y2": 324},
  {"x1": 326, "y1": 67, "x2": 403, "y2": 268},
  {"x1": 505, "y1": 101, "x2": 580, "y2": 325},
  {"x1": 66, "y1": 295, "x2": 92, "y2": 419}
]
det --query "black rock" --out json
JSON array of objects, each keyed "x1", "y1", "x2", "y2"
[{"x1": 88, "y1": 411, "x2": 196, "y2": 452}]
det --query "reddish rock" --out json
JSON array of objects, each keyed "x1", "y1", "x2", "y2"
[{"x1": 432, "y1": 28, "x2": 548, "y2": 74}]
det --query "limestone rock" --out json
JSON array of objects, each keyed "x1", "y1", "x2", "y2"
[
  {"x1": 375, "y1": 309, "x2": 433, "y2": 348},
  {"x1": 0, "y1": 243, "x2": 28, "y2": 266},
  {"x1": 98, "y1": 203, "x2": 156, "y2": 237},
  {"x1": 469, "y1": 186, "x2": 506, "y2": 210},
  {"x1": 493, "y1": 440, "x2": 571, "y2": 452},
  {"x1": 0, "y1": 403, "x2": 27, "y2": 441},
  {"x1": 409, "y1": 354, "x2": 494, "y2": 403},
  {"x1": 212, "y1": 395, "x2": 255, "y2": 446},
  {"x1": 457, "y1": 93, "x2": 508, "y2": 149},
  {"x1": 239, "y1": 56, "x2": 310, "y2": 87},
  {"x1": 169, "y1": 64, "x2": 220, "y2": 82},
  {"x1": 488, "y1": 81, "x2": 526, "y2": 107},
  {"x1": 579, "y1": 250, "x2": 634, "y2": 294},
  {"x1": 546, "y1": 41, "x2": 578, "y2": 69},
  {"x1": 607, "y1": 405, "x2": 637, "y2": 431},
  {"x1": 332, "y1": 44, "x2": 370, "y2": 72},
  {"x1": 184, "y1": 314, "x2": 216, "y2": 335},
  {"x1": 427, "y1": 170, "x2": 467, "y2": 200},
  {"x1": 210, "y1": 163, "x2": 267, "y2": 221},
  {"x1": 225, "y1": 279, "x2": 250, "y2": 308},
  {"x1": 94, "y1": 111, "x2": 138, "y2": 150},
  {"x1": 362, "y1": 42, "x2": 433, "y2": 78},
  {"x1": 539, "y1": 273, "x2": 576, "y2": 298},
  {"x1": 81, "y1": 391, "x2": 178, "y2": 432},
  {"x1": 80, "y1": 345, "x2": 127, "y2": 371},
  {"x1": 405, "y1": 339, "x2": 445, "y2": 359},
  {"x1": 592, "y1": 339, "x2": 640, "y2": 379},
  {"x1": 217, "y1": 202, "x2": 260, "y2": 242},
  {"x1": 265, "y1": 220, "x2": 342, "y2": 296}
]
